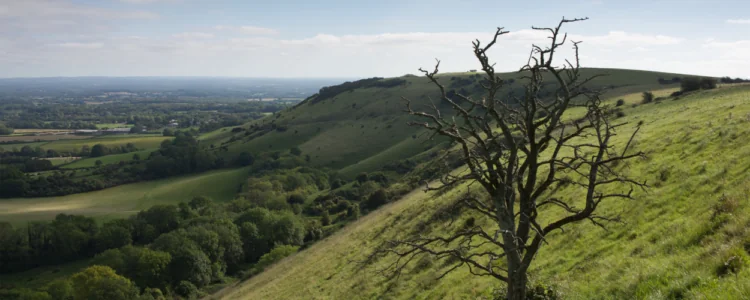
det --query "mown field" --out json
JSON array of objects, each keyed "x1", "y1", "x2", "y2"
[
  {"x1": 215, "y1": 85, "x2": 750, "y2": 299},
  {"x1": 0, "y1": 167, "x2": 250, "y2": 226},
  {"x1": 60, "y1": 149, "x2": 155, "y2": 169}
]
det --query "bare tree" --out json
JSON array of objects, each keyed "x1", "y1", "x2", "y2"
[{"x1": 378, "y1": 18, "x2": 646, "y2": 299}]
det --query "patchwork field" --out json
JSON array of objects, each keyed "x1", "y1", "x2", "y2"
[
  {"x1": 60, "y1": 149, "x2": 155, "y2": 169},
  {"x1": 215, "y1": 85, "x2": 750, "y2": 299},
  {"x1": 0, "y1": 167, "x2": 250, "y2": 226}
]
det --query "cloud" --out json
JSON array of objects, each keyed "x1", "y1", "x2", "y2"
[
  {"x1": 172, "y1": 32, "x2": 214, "y2": 39},
  {"x1": 575, "y1": 31, "x2": 682, "y2": 46},
  {"x1": 120, "y1": 0, "x2": 179, "y2": 3},
  {"x1": 726, "y1": 19, "x2": 750, "y2": 24},
  {"x1": 55, "y1": 42, "x2": 104, "y2": 49},
  {"x1": 214, "y1": 25, "x2": 279, "y2": 35},
  {"x1": 0, "y1": 0, "x2": 158, "y2": 19}
]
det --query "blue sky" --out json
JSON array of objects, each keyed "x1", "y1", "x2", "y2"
[{"x1": 1, "y1": 0, "x2": 749, "y2": 78}]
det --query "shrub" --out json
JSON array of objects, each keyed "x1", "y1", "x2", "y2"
[
  {"x1": 321, "y1": 211, "x2": 331, "y2": 226},
  {"x1": 641, "y1": 92, "x2": 654, "y2": 104},
  {"x1": 700, "y1": 77, "x2": 717, "y2": 90},
  {"x1": 681, "y1": 77, "x2": 702, "y2": 92},
  {"x1": 174, "y1": 281, "x2": 198, "y2": 299},
  {"x1": 356, "y1": 172, "x2": 369, "y2": 183},
  {"x1": 615, "y1": 99, "x2": 625, "y2": 107},
  {"x1": 254, "y1": 245, "x2": 299, "y2": 272},
  {"x1": 364, "y1": 189, "x2": 389, "y2": 210},
  {"x1": 287, "y1": 193, "x2": 305, "y2": 205}
]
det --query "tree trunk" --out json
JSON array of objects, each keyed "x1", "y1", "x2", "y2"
[{"x1": 506, "y1": 270, "x2": 528, "y2": 300}]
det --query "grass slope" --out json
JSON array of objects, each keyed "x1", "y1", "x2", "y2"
[
  {"x1": 216, "y1": 68, "x2": 689, "y2": 178},
  {"x1": 0, "y1": 167, "x2": 250, "y2": 226},
  {"x1": 216, "y1": 85, "x2": 750, "y2": 299}
]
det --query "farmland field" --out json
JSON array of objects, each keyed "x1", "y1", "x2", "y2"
[
  {"x1": 0, "y1": 167, "x2": 250, "y2": 226},
  {"x1": 0, "y1": 134, "x2": 92, "y2": 143},
  {"x1": 61, "y1": 149, "x2": 155, "y2": 169}
]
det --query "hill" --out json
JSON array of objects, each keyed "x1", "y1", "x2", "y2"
[
  {"x1": 206, "y1": 68, "x2": 691, "y2": 178},
  {"x1": 214, "y1": 85, "x2": 750, "y2": 299}
]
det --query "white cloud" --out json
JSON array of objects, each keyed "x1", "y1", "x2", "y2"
[
  {"x1": 55, "y1": 42, "x2": 104, "y2": 49},
  {"x1": 727, "y1": 19, "x2": 750, "y2": 24},
  {"x1": 576, "y1": 31, "x2": 682, "y2": 46},
  {"x1": 172, "y1": 32, "x2": 214, "y2": 39},
  {"x1": 213, "y1": 25, "x2": 279, "y2": 35}
]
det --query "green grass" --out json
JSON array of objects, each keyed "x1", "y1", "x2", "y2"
[
  {"x1": 216, "y1": 68, "x2": 690, "y2": 178},
  {"x1": 0, "y1": 167, "x2": 250, "y2": 226},
  {"x1": 95, "y1": 123, "x2": 133, "y2": 129},
  {"x1": 45, "y1": 157, "x2": 80, "y2": 166},
  {"x1": 39, "y1": 135, "x2": 171, "y2": 152},
  {"x1": 60, "y1": 149, "x2": 155, "y2": 169},
  {"x1": 214, "y1": 85, "x2": 750, "y2": 299}
]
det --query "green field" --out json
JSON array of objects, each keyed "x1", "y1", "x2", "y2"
[
  {"x1": 60, "y1": 149, "x2": 155, "y2": 169},
  {"x1": 95, "y1": 123, "x2": 133, "y2": 129},
  {"x1": 0, "y1": 167, "x2": 250, "y2": 226},
  {"x1": 38, "y1": 135, "x2": 171, "y2": 152},
  {"x1": 215, "y1": 85, "x2": 750, "y2": 299}
]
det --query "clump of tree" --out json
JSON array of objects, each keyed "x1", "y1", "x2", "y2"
[
  {"x1": 0, "y1": 124, "x2": 13, "y2": 135},
  {"x1": 720, "y1": 77, "x2": 750, "y2": 84},
  {"x1": 376, "y1": 18, "x2": 646, "y2": 300},
  {"x1": 681, "y1": 77, "x2": 717, "y2": 92}
]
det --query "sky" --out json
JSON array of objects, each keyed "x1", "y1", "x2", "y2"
[{"x1": 1, "y1": 0, "x2": 749, "y2": 78}]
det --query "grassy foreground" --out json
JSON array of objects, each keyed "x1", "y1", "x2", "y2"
[
  {"x1": 0, "y1": 167, "x2": 250, "y2": 226},
  {"x1": 215, "y1": 85, "x2": 750, "y2": 299}
]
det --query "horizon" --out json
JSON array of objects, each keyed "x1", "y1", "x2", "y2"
[
  {"x1": 1, "y1": 0, "x2": 749, "y2": 78},
  {"x1": 0, "y1": 67, "x2": 728, "y2": 81}
]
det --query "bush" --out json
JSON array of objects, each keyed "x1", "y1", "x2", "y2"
[
  {"x1": 641, "y1": 92, "x2": 654, "y2": 104},
  {"x1": 174, "y1": 281, "x2": 198, "y2": 299},
  {"x1": 681, "y1": 77, "x2": 702, "y2": 92},
  {"x1": 356, "y1": 172, "x2": 369, "y2": 183},
  {"x1": 254, "y1": 245, "x2": 299, "y2": 272},
  {"x1": 700, "y1": 77, "x2": 717, "y2": 90},
  {"x1": 321, "y1": 211, "x2": 331, "y2": 226},
  {"x1": 287, "y1": 193, "x2": 305, "y2": 205},
  {"x1": 364, "y1": 189, "x2": 389, "y2": 210},
  {"x1": 615, "y1": 99, "x2": 625, "y2": 107}
]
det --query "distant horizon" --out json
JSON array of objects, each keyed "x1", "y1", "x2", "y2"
[
  {"x1": 0, "y1": 66, "x2": 737, "y2": 81},
  {"x1": 2, "y1": 1, "x2": 749, "y2": 78}
]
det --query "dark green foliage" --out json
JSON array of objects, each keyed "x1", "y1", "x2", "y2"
[
  {"x1": 130, "y1": 125, "x2": 144, "y2": 134},
  {"x1": 0, "y1": 124, "x2": 13, "y2": 135},
  {"x1": 90, "y1": 144, "x2": 107, "y2": 157},
  {"x1": 365, "y1": 189, "x2": 389, "y2": 210},
  {"x1": 236, "y1": 151, "x2": 254, "y2": 166},
  {"x1": 287, "y1": 193, "x2": 306, "y2": 205},
  {"x1": 175, "y1": 281, "x2": 198, "y2": 299},
  {"x1": 96, "y1": 221, "x2": 133, "y2": 251},
  {"x1": 681, "y1": 77, "x2": 717, "y2": 92},
  {"x1": 306, "y1": 78, "x2": 406, "y2": 105},
  {"x1": 615, "y1": 99, "x2": 625, "y2": 107},
  {"x1": 641, "y1": 92, "x2": 654, "y2": 104},
  {"x1": 321, "y1": 211, "x2": 331, "y2": 226},
  {"x1": 290, "y1": 146, "x2": 302, "y2": 156},
  {"x1": 356, "y1": 172, "x2": 369, "y2": 183}
]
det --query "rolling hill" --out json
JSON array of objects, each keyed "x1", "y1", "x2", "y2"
[
  {"x1": 205, "y1": 68, "x2": 690, "y2": 178},
  {"x1": 212, "y1": 84, "x2": 750, "y2": 299}
]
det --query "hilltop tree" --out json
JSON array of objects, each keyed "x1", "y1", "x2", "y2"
[{"x1": 379, "y1": 18, "x2": 646, "y2": 299}]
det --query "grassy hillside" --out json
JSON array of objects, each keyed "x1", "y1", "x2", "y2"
[
  {"x1": 211, "y1": 68, "x2": 689, "y2": 178},
  {"x1": 215, "y1": 85, "x2": 750, "y2": 299},
  {"x1": 0, "y1": 167, "x2": 250, "y2": 226}
]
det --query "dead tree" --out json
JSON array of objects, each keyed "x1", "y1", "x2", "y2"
[{"x1": 379, "y1": 18, "x2": 646, "y2": 299}]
